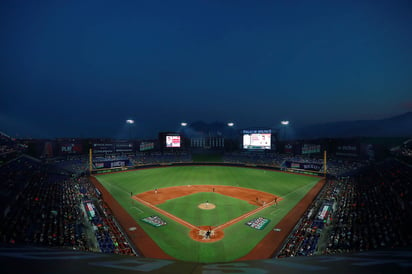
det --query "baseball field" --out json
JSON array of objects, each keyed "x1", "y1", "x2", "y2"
[{"x1": 93, "y1": 165, "x2": 323, "y2": 263}]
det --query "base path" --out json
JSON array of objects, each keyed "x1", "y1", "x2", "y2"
[
  {"x1": 214, "y1": 199, "x2": 277, "y2": 231},
  {"x1": 136, "y1": 185, "x2": 280, "y2": 207},
  {"x1": 132, "y1": 196, "x2": 198, "y2": 230},
  {"x1": 135, "y1": 185, "x2": 281, "y2": 243}
]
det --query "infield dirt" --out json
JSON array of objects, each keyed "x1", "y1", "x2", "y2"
[{"x1": 90, "y1": 176, "x2": 324, "y2": 260}]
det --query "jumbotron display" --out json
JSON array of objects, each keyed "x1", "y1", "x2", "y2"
[
  {"x1": 242, "y1": 129, "x2": 271, "y2": 150},
  {"x1": 166, "y1": 135, "x2": 181, "y2": 148}
]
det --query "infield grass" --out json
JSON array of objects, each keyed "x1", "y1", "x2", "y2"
[
  {"x1": 157, "y1": 192, "x2": 258, "y2": 226},
  {"x1": 95, "y1": 165, "x2": 321, "y2": 263}
]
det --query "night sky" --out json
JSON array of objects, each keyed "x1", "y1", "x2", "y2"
[{"x1": 1, "y1": 0, "x2": 411, "y2": 139}]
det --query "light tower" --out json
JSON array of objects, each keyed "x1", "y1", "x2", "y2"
[
  {"x1": 126, "y1": 119, "x2": 135, "y2": 140},
  {"x1": 280, "y1": 120, "x2": 289, "y2": 141}
]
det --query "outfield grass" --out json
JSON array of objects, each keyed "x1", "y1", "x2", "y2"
[
  {"x1": 157, "y1": 192, "x2": 258, "y2": 226},
  {"x1": 192, "y1": 153, "x2": 223, "y2": 162},
  {"x1": 96, "y1": 166, "x2": 320, "y2": 263}
]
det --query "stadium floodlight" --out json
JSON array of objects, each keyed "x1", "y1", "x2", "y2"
[
  {"x1": 126, "y1": 119, "x2": 135, "y2": 124},
  {"x1": 281, "y1": 120, "x2": 289, "y2": 125},
  {"x1": 227, "y1": 122, "x2": 234, "y2": 127},
  {"x1": 181, "y1": 122, "x2": 188, "y2": 127}
]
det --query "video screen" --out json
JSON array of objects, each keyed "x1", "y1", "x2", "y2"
[
  {"x1": 243, "y1": 129, "x2": 271, "y2": 150},
  {"x1": 302, "y1": 144, "x2": 321, "y2": 154},
  {"x1": 140, "y1": 142, "x2": 154, "y2": 151},
  {"x1": 166, "y1": 135, "x2": 181, "y2": 148}
]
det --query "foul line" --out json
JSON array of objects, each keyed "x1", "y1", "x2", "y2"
[
  {"x1": 214, "y1": 200, "x2": 277, "y2": 231},
  {"x1": 280, "y1": 182, "x2": 316, "y2": 200},
  {"x1": 132, "y1": 196, "x2": 198, "y2": 230},
  {"x1": 130, "y1": 206, "x2": 144, "y2": 214},
  {"x1": 106, "y1": 181, "x2": 131, "y2": 196}
]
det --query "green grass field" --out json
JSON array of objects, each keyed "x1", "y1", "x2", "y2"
[
  {"x1": 96, "y1": 165, "x2": 321, "y2": 263},
  {"x1": 157, "y1": 192, "x2": 258, "y2": 227}
]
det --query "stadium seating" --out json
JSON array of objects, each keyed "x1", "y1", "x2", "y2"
[
  {"x1": 0, "y1": 156, "x2": 137, "y2": 256},
  {"x1": 277, "y1": 159, "x2": 412, "y2": 257},
  {"x1": 1, "y1": 137, "x2": 411, "y2": 262}
]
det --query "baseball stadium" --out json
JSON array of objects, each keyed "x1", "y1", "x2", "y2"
[
  {"x1": 1, "y1": 128, "x2": 411, "y2": 274},
  {"x1": 2, "y1": 0, "x2": 412, "y2": 272}
]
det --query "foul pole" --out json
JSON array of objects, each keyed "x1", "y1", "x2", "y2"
[
  {"x1": 89, "y1": 148, "x2": 93, "y2": 175},
  {"x1": 323, "y1": 150, "x2": 327, "y2": 177}
]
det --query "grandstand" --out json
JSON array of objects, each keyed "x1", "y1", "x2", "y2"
[
  {"x1": 0, "y1": 152, "x2": 137, "y2": 256},
  {"x1": 0, "y1": 132, "x2": 411, "y2": 273}
]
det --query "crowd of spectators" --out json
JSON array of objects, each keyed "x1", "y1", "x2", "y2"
[
  {"x1": 323, "y1": 160, "x2": 412, "y2": 254},
  {"x1": 223, "y1": 151, "x2": 284, "y2": 166},
  {"x1": 0, "y1": 156, "x2": 137, "y2": 256},
  {"x1": 78, "y1": 177, "x2": 135, "y2": 255},
  {"x1": 223, "y1": 151, "x2": 368, "y2": 178},
  {"x1": 326, "y1": 158, "x2": 368, "y2": 177},
  {"x1": 0, "y1": 157, "x2": 90, "y2": 250},
  {"x1": 277, "y1": 179, "x2": 342, "y2": 257},
  {"x1": 277, "y1": 159, "x2": 412, "y2": 258},
  {"x1": 51, "y1": 155, "x2": 89, "y2": 175},
  {"x1": 94, "y1": 155, "x2": 130, "y2": 162},
  {"x1": 132, "y1": 151, "x2": 192, "y2": 165}
]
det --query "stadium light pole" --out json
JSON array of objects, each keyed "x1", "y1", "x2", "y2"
[
  {"x1": 126, "y1": 119, "x2": 135, "y2": 140},
  {"x1": 179, "y1": 122, "x2": 188, "y2": 148},
  {"x1": 280, "y1": 120, "x2": 289, "y2": 141},
  {"x1": 225, "y1": 122, "x2": 235, "y2": 150}
]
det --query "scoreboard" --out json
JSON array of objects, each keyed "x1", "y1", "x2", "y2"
[
  {"x1": 92, "y1": 142, "x2": 134, "y2": 154},
  {"x1": 92, "y1": 143, "x2": 114, "y2": 154},
  {"x1": 166, "y1": 135, "x2": 181, "y2": 148},
  {"x1": 159, "y1": 132, "x2": 182, "y2": 149},
  {"x1": 243, "y1": 129, "x2": 271, "y2": 150}
]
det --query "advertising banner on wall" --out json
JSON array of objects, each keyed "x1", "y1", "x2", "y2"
[
  {"x1": 284, "y1": 161, "x2": 323, "y2": 171},
  {"x1": 58, "y1": 143, "x2": 83, "y2": 155},
  {"x1": 334, "y1": 143, "x2": 360, "y2": 157}
]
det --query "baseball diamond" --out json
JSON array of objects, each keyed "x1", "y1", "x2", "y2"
[{"x1": 92, "y1": 165, "x2": 323, "y2": 263}]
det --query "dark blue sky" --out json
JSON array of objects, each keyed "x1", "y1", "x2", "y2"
[{"x1": 1, "y1": 0, "x2": 411, "y2": 139}]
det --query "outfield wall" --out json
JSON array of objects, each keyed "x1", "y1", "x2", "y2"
[{"x1": 92, "y1": 162, "x2": 324, "y2": 177}]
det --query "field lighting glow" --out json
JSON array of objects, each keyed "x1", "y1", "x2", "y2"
[
  {"x1": 281, "y1": 121, "x2": 289, "y2": 125},
  {"x1": 126, "y1": 119, "x2": 135, "y2": 124},
  {"x1": 181, "y1": 122, "x2": 188, "y2": 127},
  {"x1": 227, "y1": 122, "x2": 234, "y2": 127}
]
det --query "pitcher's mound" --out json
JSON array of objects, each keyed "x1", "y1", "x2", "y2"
[{"x1": 198, "y1": 203, "x2": 216, "y2": 210}]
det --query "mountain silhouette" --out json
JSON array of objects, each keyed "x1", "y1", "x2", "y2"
[{"x1": 295, "y1": 112, "x2": 412, "y2": 139}]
